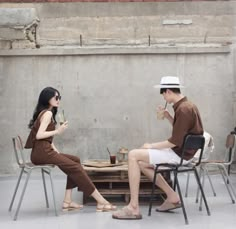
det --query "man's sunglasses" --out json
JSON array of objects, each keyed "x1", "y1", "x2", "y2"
[{"x1": 55, "y1": 95, "x2": 61, "y2": 101}]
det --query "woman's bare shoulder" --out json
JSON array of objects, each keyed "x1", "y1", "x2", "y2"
[{"x1": 40, "y1": 110, "x2": 53, "y2": 121}]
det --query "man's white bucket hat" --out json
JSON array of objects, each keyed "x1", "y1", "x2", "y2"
[{"x1": 154, "y1": 76, "x2": 184, "y2": 89}]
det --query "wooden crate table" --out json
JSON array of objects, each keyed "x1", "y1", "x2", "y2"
[{"x1": 82, "y1": 160, "x2": 167, "y2": 203}]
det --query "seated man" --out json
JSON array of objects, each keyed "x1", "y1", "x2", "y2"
[{"x1": 112, "y1": 76, "x2": 204, "y2": 220}]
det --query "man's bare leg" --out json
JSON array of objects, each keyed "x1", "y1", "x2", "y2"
[
  {"x1": 139, "y1": 161, "x2": 180, "y2": 204},
  {"x1": 125, "y1": 149, "x2": 150, "y2": 215}
]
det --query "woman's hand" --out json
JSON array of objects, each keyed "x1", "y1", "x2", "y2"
[{"x1": 57, "y1": 121, "x2": 68, "y2": 135}]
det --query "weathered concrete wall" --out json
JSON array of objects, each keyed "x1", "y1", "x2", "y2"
[
  {"x1": 0, "y1": 48, "x2": 234, "y2": 174},
  {"x1": 0, "y1": 2, "x2": 236, "y2": 174},
  {"x1": 0, "y1": 2, "x2": 234, "y2": 47},
  {"x1": 0, "y1": 8, "x2": 39, "y2": 49}
]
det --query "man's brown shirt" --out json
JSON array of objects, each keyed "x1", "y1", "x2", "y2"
[{"x1": 168, "y1": 97, "x2": 204, "y2": 160}]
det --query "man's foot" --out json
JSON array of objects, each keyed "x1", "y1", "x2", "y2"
[
  {"x1": 112, "y1": 206, "x2": 142, "y2": 220},
  {"x1": 62, "y1": 201, "x2": 83, "y2": 211},
  {"x1": 166, "y1": 192, "x2": 180, "y2": 204},
  {"x1": 156, "y1": 200, "x2": 181, "y2": 212}
]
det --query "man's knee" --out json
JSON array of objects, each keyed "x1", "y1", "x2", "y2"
[
  {"x1": 138, "y1": 160, "x2": 145, "y2": 169},
  {"x1": 128, "y1": 149, "x2": 138, "y2": 161}
]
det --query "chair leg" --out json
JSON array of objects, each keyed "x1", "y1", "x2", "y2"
[
  {"x1": 222, "y1": 168, "x2": 236, "y2": 200},
  {"x1": 41, "y1": 169, "x2": 49, "y2": 208},
  {"x1": 49, "y1": 171, "x2": 58, "y2": 216},
  {"x1": 174, "y1": 172, "x2": 189, "y2": 225},
  {"x1": 9, "y1": 168, "x2": 24, "y2": 212},
  {"x1": 198, "y1": 167, "x2": 216, "y2": 207},
  {"x1": 193, "y1": 168, "x2": 210, "y2": 216},
  {"x1": 199, "y1": 167, "x2": 206, "y2": 211},
  {"x1": 205, "y1": 168, "x2": 217, "y2": 196},
  {"x1": 227, "y1": 149, "x2": 232, "y2": 179},
  {"x1": 195, "y1": 167, "x2": 203, "y2": 203},
  {"x1": 185, "y1": 172, "x2": 190, "y2": 197},
  {"x1": 173, "y1": 172, "x2": 177, "y2": 191},
  {"x1": 219, "y1": 166, "x2": 236, "y2": 203},
  {"x1": 13, "y1": 170, "x2": 32, "y2": 221},
  {"x1": 148, "y1": 167, "x2": 158, "y2": 216}
]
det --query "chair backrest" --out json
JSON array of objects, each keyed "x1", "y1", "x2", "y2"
[
  {"x1": 225, "y1": 134, "x2": 236, "y2": 164},
  {"x1": 12, "y1": 136, "x2": 26, "y2": 166},
  {"x1": 180, "y1": 134, "x2": 205, "y2": 166}
]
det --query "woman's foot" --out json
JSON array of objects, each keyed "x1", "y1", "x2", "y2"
[
  {"x1": 96, "y1": 202, "x2": 117, "y2": 212},
  {"x1": 62, "y1": 201, "x2": 83, "y2": 211}
]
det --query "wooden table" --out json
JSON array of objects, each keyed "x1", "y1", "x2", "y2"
[{"x1": 82, "y1": 160, "x2": 169, "y2": 203}]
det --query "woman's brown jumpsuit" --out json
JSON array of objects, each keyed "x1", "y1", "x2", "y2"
[{"x1": 25, "y1": 110, "x2": 95, "y2": 198}]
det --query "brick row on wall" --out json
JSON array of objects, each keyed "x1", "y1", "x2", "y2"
[{"x1": 0, "y1": 0, "x2": 229, "y2": 2}]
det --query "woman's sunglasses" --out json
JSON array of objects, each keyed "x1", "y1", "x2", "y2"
[{"x1": 55, "y1": 95, "x2": 61, "y2": 101}]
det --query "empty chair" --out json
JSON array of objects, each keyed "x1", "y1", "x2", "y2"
[
  {"x1": 148, "y1": 134, "x2": 210, "y2": 225},
  {"x1": 198, "y1": 133, "x2": 236, "y2": 209},
  {"x1": 9, "y1": 136, "x2": 58, "y2": 220},
  {"x1": 227, "y1": 128, "x2": 236, "y2": 175}
]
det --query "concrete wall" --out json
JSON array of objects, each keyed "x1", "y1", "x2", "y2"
[
  {"x1": 0, "y1": 2, "x2": 236, "y2": 174},
  {"x1": 0, "y1": 2, "x2": 234, "y2": 48}
]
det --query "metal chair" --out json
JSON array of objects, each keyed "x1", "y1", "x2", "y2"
[
  {"x1": 198, "y1": 133, "x2": 236, "y2": 209},
  {"x1": 227, "y1": 128, "x2": 236, "y2": 175},
  {"x1": 185, "y1": 131, "x2": 216, "y2": 199},
  {"x1": 8, "y1": 136, "x2": 58, "y2": 220},
  {"x1": 148, "y1": 134, "x2": 211, "y2": 224}
]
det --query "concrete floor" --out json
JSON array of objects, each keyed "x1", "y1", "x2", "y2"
[{"x1": 1, "y1": 173, "x2": 236, "y2": 229}]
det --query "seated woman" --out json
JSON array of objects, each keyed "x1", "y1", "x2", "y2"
[{"x1": 25, "y1": 87, "x2": 116, "y2": 212}]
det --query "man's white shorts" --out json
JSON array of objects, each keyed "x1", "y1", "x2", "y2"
[{"x1": 148, "y1": 148, "x2": 189, "y2": 166}]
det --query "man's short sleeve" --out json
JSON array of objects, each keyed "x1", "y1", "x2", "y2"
[{"x1": 168, "y1": 107, "x2": 194, "y2": 148}]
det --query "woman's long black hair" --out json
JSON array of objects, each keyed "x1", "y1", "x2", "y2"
[{"x1": 28, "y1": 87, "x2": 60, "y2": 129}]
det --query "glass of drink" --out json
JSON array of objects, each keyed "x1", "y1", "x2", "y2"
[
  {"x1": 156, "y1": 102, "x2": 167, "y2": 120},
  {"x1": 156, "y1": 109, "x2": 165, "y2": 120},
  {"x1": 110, "y1": 155, "x2": 116, "y2": 164},
  {"x1": 58, "y1": 110, "x2": 66, "y2": 125}
]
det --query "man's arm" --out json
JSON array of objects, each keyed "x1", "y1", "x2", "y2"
[
  {"x1": 142, "y1": 140, "x2": 175, "y2": 149},
  {"x1": 164, "y1": 110, "x2": 174, "y2": 125}
]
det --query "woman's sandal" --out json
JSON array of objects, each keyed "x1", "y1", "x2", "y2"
[
  {"x1": 62, "y1": 201, "x2": 83, "y2": 212},
  {"x1": 96, "y1": 203, "x2": 117, "y2": 212}
]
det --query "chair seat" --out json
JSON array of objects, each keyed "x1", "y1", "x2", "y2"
[
  {"x1": 19, "y1": 162, "x2": 55, "y2": 169},
  {"x1": 157, "y1": 162, "x2": 195, "y2": 171},
  {"x1": 201, "y1": 160, "x2": 224, "y2": 164},
  {"x1": 10, "y1": 136, "x2": 58, "y2": 220}
]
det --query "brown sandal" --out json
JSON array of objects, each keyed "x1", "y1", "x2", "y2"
[
  {"x1": 112, "y1": 207, "x2": 142, "y2": 220},
  {"x1": 156, "y1": 200, "x2": 181, "y2": 212}
]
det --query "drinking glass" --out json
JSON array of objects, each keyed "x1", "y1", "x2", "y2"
[{"x1": 58, "y1": 110, "x2": 66, "y2": 125}]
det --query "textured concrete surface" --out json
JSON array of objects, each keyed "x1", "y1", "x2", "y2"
[
  {"x1": 0, "y1": 50, "x2": 235, "y2": 174},
  {"x1": 0, "y1": 8, "x2": 39, "y2": 48},
  {"x1": 0, "y1": 2, "x2": 236, "y2": 174},
  {"x1": 0, "y1": 2, "x2": 234, "y2": 47},
  {"x1": 1, "y1": 174, "x2": 236, "y2": 228}
]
